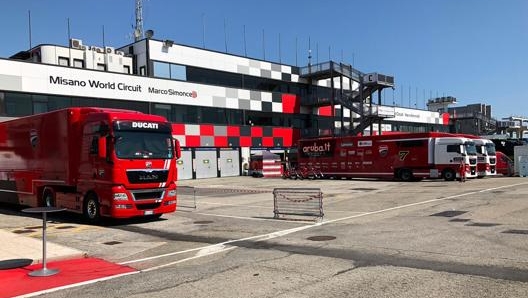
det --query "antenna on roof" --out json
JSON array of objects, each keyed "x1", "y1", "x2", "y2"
[{"x1": 134, "y1": 0, "x2": 144, "y2": 41}]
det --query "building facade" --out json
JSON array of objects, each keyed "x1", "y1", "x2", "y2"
[{"x1": 0, "y1": 37, "x2": 449, "y2": 179}]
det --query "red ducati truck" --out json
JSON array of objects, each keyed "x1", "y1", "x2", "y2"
[
  {"x1": 297, "y1": 132, "x2": 478, "y2": 181},
  {"x1": 0, "y1": 107, "x2": 181, "y2": 223}
]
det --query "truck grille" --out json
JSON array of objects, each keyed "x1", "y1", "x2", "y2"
[
  {"x1": 127, "y1": 170, "x2": 168, "y2": 184},
  {"x1": 136, "y1": 203, "x2": 162, "y2": 210},
  {"x1": 130, "y1": 189, "x2": 165, "y2": 201}
]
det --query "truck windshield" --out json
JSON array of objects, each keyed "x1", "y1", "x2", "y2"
[
  {"x1": 464, "y1": 142, "x2": 477, "y2": 155},
  {"x1": 114, "y1": 131, "x2": 173, "y2": 159},
  {"x1": 485, "y1": 143, "x2": 496, "y2": 155}
]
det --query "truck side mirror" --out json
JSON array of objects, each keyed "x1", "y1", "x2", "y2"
[
  {"x1": 98, "y1": 136, "x2": 107, "y2": 159},
  {"x1": 173, "y1": 138, "x2": 181, "y2": 159}
]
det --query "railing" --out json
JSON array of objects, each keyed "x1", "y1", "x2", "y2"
[{"x1": 299, "y1": 61, "x2": 364, "y2": 80}]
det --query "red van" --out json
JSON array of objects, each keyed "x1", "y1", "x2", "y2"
[{"x1": 496, "y1": 151, "x2": 514, "y2": 176}]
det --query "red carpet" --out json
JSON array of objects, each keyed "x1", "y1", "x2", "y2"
[{"x1": 0, "y1": 257, "x2": 137, "y2": 298}]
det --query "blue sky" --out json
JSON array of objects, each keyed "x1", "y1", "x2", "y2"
[{"x1": 1, "y1": 0, "x2": 527, "y2": 119}]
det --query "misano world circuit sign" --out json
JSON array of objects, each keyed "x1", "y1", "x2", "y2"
[{"x1": 48, "y1": 75, "x2": 197, "y2": 98}]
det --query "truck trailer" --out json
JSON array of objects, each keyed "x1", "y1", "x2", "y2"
[
  {"x1": 297, "y1": 132, "x2": 477, "y2": 181},
  {"x1": 0, "y1": 107, "x2": 181, "y2": 222}
]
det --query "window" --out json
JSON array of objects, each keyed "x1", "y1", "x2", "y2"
[
  {"x1": 72, "y1": 97, "x2": 95, "y2": 107},
  {"x1": 48, "y1": 95, "x2": 71, "y2": 111},
  {"x1": 73, "y1": 59, "x2": 84, "y2": 68},
  {"x1": 5, "y1": 92, "x2": 32, "y2": 116},
  {"x1": 153, "y1": 104, "x2": 171, "y2": 120},
  {"x1": 123, "y1": 65, "x2": 130, "y2": 74},
  {"x1": 447, "y1": 144, "x2": 461, "y2": 153},
  {"x1": 33, "y1": 100, "x2": 48, "y2": 114},
  {"x1": 90, "y1": 136, "x2": 99, "y2": 155},
  {"x1": 58, "y1": 57, "x2": 69, "y2": 66},
  {"x1": 153, "y1": 61, "x2": 170, "y2": 78},
  {"x1": 139, "y1": 66, "x2": 146, "y2": 76},
  {"x1": 0, "y1": 92, "x2": 5, "y2": 116},
  {"x1": 170, "y1": 64, "x2": 186, "y2": 80},
  {"x1": 97, "y1": 63, "x2": 106, "y2": 71},
  {"x1": 397, "y1": 140, "x2": 425, "y2": 147}
]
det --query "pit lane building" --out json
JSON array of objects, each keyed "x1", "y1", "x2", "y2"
[{"x1": 0, "y1": 37, "x2": 449, "y2": 179}]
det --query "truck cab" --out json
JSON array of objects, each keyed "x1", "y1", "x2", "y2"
[
  {"x1": 473, "y1": 138, "x2": 497, "y2": 177},
  {"x1": 77, "y1": 110, "x2": 180, "y2": 222},
  {"x1": 433, "y1": 137, "x2": 478, "y2": 180}
]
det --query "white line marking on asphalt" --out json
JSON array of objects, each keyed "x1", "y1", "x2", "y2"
[
  {"x1": 142, "y1": 246, "x2": 238, "y2": 272},
  {"x1": 193, "y1": 212, "x2": 323, "y2": 222},
  {"x1": 119, "y1": 224, "x2": 317, "y2": 265},
  {"x1": 13, "y1": 271, "x2": 139, "y2": 298},
  {"x1": 124, "y1": 182, "x2": 528, "y2": 267},
  {"x1": 197, "y1": 201, "x2": 270, "y2": 208},
  {"x1": 23, "y1": 181, "x2": 528, "y2": 297}
]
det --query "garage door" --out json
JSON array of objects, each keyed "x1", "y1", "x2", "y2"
[{"x1": 195, "y1": 149, "x2": 218, "y2": 179}]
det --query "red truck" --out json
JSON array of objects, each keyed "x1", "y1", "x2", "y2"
[
  {"x1": 495, "y1": 151, "x2": 513, "y2": 176},
  {"x1": 0, "y1": 107, "x2": 181, "y2": 223},
  {"x1": 297, "y1": 132, "x2": 478, "y2": 181}
]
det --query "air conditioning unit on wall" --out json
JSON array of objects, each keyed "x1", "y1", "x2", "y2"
[
  {"x1": 105, "y1": 46, "x2": 114, "y2": 54},
  {"x1": 70, "y1": 38, "x2": 83, "y2": 49}
]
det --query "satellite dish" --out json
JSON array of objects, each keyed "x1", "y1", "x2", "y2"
[{"x1": 145, "y1": 29, "x2": 154, "y2": 39}]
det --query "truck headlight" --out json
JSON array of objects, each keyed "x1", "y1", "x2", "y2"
[
  {"x1": 167, "y1": 190, "x2": 177, "y2": 197},
  {"x1": 113, "y1": 193, "x2": 129, "y2": 200}
]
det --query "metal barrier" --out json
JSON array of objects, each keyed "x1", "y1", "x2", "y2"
[
  {"x1": 273, "y1": 188, "x2": 323, "y2": 221},
  {"x1": 177, "y1": 186, "x2": 197, "y2": 209}
]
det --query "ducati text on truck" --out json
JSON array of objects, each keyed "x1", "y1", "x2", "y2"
[
  {"x1": 296, "y1": 132, "x2": 478, "y2": 181},
  {"x1": 0, "y1": 107, "x2": 181, "y2": 223}
]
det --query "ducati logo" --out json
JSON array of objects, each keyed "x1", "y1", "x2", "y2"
[{"x1": 146, "y1": 161, "x2": 152, "y2": 169}]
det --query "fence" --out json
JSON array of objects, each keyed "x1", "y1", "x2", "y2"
[
  {"x1": 273, "y1": 188, "x2": 323, "y2": 221},
  {"x1": 177, "y1": 186, "x2": 197, "y2": 209}
]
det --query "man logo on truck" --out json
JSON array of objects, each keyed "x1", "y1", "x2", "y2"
[{"x1": 132, "y1": 122, "x2": 159, "y2": 129}]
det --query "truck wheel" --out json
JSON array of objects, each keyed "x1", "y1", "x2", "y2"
[
  {"x1": 399, "y1": 169, "x2": 413, "y2": 182},
  {"x1": 83, "y1": 194, "x2": 101, "y2": 223},
  {"x1": 443, "y1": 169, "x2": 456, "y2": 181},
  {"x1": 42, "y1": 189, "x2": 56, "y2": 207}
]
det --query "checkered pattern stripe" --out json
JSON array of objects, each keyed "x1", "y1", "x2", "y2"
[
  {"x1": 153, "y1": 41, "x2": 301, "y2": 83},
  {"x1": 217, "y1": 88, "x2": 283, "y2": 113},
  {"x1": 236, "y1": 60, "x2": 300, "y2": 83},
  {"x1": 172, "y1": 124, "x2": 300, "y2": 148},
  {"x1": 207, "y1": 90, "x2": 301, "y2": 114}
]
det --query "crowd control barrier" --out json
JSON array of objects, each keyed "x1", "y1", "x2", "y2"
[
  {"x1": 273, "y1": 188, "x2": 323, "y2": 221},
  {"x1": 177, "y1": 186, "x2": 197, "y2": 209}
]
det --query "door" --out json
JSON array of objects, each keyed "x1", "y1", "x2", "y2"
[
  {"x1": 219, "y1": 148, "x2": 240, "y2": 177},
  {"x1": 176, "y1": 150, "x2": 193, "y2": 180},
  {"x1": 195, "y1": 149, "x2": 218, "y2": 179}
]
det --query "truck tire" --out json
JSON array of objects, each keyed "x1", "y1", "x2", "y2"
[
  {"x1": 399, "y1": 169, "x2": 413, "y2": 182},
  {"x1": 443, "y1": 169, "x2": 456, "y2": 181},
  {"x1": 42, "y1": 189, "x2": 56, "y2": 207},
  {"x1": 83, "y1": 193, "x2": 101, "y2": 224}
]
